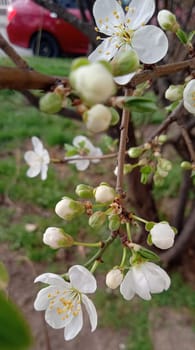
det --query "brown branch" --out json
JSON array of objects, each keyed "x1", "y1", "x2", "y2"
[
  {"x1": 178, "y1": 121, "x2": 195, "y2": 162},
  {"x1": 0, "y1": 33, "x2": 29, "y2": 69}
]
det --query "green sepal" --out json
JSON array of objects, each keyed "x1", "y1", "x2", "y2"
[
  {"x1": 75, "y1": 184, "x2": 94, "y2": 199},
  {"x1": 109, "y1": 107, "x2": 120, "y2": 126},
  {"x1": 88, "y1": 211, "x2": 107, "y2": 229},
  {"x1": 138, "y1": 247, "x2": 160, "y2": 262},
  {"x1": 71, "y1": 57, "x2": 90, "y2": 71},
  {"x1": 0, "y1": 292, "x2": 33, "y2": 350},
  {"x1": 145, "y1": 221, "x2": 155, "y2": 232},
  {"x1": 124, "y1": 97, "x2": 157, "y2": 113},
  {"x1": 140, "y1": 165, "x2": 153, "y2": 184},
  {"x1": 98, "y1": 60, "x2": 113, "y2": 73},
  {"x1": 108, "y1": 214, "x2": 121, "y2": 231},
  {"x1": 187, "y1": 30, "x2": 195, "y2": 43},
  {"x1": 0, "y1": 262, "x2": 9, "y2": 290},
  {"x1": 176, "y1": 29, "x2": 188, "y2": 44},
  {"x1": 64, "y1": 144, "x2": 78, "y2": 157},
  {"x1": 147, "y1": 233, "x2": 153, "y2": 246},
  {"x1": 165, "y1": 100, "x2": 180, "y2": 113}
]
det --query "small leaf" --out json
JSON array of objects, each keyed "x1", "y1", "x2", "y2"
[
  {"x1": 187, "y1": 30, "x2": 195, "y2": 43},
  {"x1": 165, "y1": 100, "x2": 180, "y2": 113},
  {"x1": 176, "y1": 29, "x2": 188, "y2": 44},
  {"x1": 64, "y1": 144, "x2": 78, "y2": 157},
  {"x1": 124, "y1": 96, "x2": 157, "y2": 113},
  {"x1": 0, "y1": 262, "x2": 9, "y2": 290},
  {"x1": 0, "y1": 292, "x2": 33, "y2": 350},
  {"x1": 138, "y1": 247, "x2": 160, "y2": 262}
]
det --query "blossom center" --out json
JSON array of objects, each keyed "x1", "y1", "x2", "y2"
[
  {"x1": 47, "y1": 288, "x2": 81, "y2": 320},
  {"x1": 115, "y1": 24, "x2": 134, "y2": 45}
]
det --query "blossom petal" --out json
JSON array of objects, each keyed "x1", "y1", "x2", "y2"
[
  {"x1": 24, "y1": 151, "x2": 40, "y2": 166},
  {"x1": 143, "y1": 262, "x2": 171, "y2": 292},
  {"x1": 32, "y1": 136, "x2": 44, "y2": 156},
  {"x1": 26, "y1": 165, "x2": 41, "y2": 178},
  {"x1": 68, "y1": 156, "x2": 90, "y2": 171},
  {"x1": 69, "y1": 265, "x2": 97, "y2": 293},
  {"x1": 34, "y1": 273, "x2": 69, "y2": 288},
  {"x1": 114, "y1": 72, "x2": 136, "y2": 85},
  {"x1": 132, "y1": 266, "x2": 151, "y2": 300},
  {"x1": 184, "y1": 101, "x2": 195, "y2": 114},
  {"x1": 34, "y1": 286, "x2": 57, "y2": 311},
  {"x1": 89, "y1": 37, "x2": 119, "y2": 62},
  {"x1": 82, "y1": 294, "x2": 97, "y2": 332},
  {"x1": 91, "y1": 147, "x2": 103, "y2": 164},
  {"x1": 40, "y1": 164, "x2": 48, "y2": 180},
  {"x1": 93, "y1": 0, "x2": 125, "y2": 35},
  {"x1": 183, "y1": 80, "x2": 195, "y2": 114},
  {"x1": 132, "y1": 25, "x2": 168, "y2": 64},
  {"x1": 64, "y1": 309, "x2": 83, "y2": 340},
  {"x1": 42, "y1": 149, "x2": 50, "y2": 164},
  {"x1": 126, "y1": 0, "x2": 155, "y2": 30},
  {"x1": 73, "y1": 136, "x2": 93, "y2": 151},
  {"x1": 45, "y1": 297, "x2": 73, "y2": 329},
  {"x1": 120, "y1": 270, "x2": 135, "y2": 300}
]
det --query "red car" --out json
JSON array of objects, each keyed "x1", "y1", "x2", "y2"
[{"x1": 6, "y1": 0, "x2": 90, "y2": 57}]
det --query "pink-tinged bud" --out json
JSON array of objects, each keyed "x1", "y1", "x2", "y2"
[
  {"x1": 55, "y1": 197, "x2": 85, "y2": 221},
  {"x1": 43, "y1": 227, "x2": 74, "y2": 249},
  {"x1": 94, "y1": 184, "x2": 115, "y2": 203},
  {"x1": 150, "y1": 222, "x2": 175, "y2": 249},
  {"x1": 106, "y1": 268, "x2": 123, "y2": 289}
]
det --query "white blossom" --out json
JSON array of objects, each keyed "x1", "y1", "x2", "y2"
[
  {"x1": 24, "y1": 136, "x2": 50, "y2": 180},
  {"x1": 150, "y1": 222, "x2": 175, "y2": 249},
  {"x1": 65, "y1": 136, "x2": 103, "y2": 171},
  {"x1": 85, "y1": 105, "x2": 112, "y2": 133},
  {"x1": 94, "y1": 184, "x2": 115, "y2": 203},
  {"x1": 106, "y1": 268, "x2": 123, "y2": 289},
  {"x1": 183, "y1": 79, "x2": 195, "y2": 115},
  {"x1": 34, "y1": 265, "x2": 97, "y2": 341},
  {"x1": 89, "y1": 0, "x2": 168, "y2": 84},
  {"x1": 120, "y1": 262, "x2": 170, "y2": 300},
  {"x1": 70, "y1": 62, "x2": 116, "y2": 105}
]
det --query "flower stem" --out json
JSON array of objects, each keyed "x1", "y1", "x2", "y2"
[
  {"x1": 126, "y1": 222, "x2": 132, "y2": 240},
  {"x1": 84, "y1": 232, "x2": 118, "y2": 268},
  {"x1": 119, "y1": 247, "x2": 127, "y2": 268},
  {"x1": 74, "y1": 241, "x2": 101, "y2": 248},
  {"x1": 131, "y1": 214, "x2": 148, "y2": 225},
  {"x1": 90, "y1": 260, "x2": 99, "y2": 274}
]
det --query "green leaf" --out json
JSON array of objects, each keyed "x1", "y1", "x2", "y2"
[
  {"x1": 140, "y1": 165, "x2": 153, "y2": 184},
  {"x1": 0, "y1": 262, "x2": 9, "y2": 290},
  {"x1": 0, "y1": 292, "x2": 33, "y2": 350},
  {"x1": 187, "y1": 30, "x2": 195, "y2": 43},
  {"x1": 138, "y1": 247, "x2": 160, "y2": 262},
  {"x1": 64, "y1": 144, "x2": 78, "y2": 157},
  {"x1": 176, "y1": 29, "x2": 188, "y2": 44},
  {"x1": 124, "y1": 97, "x2": 157, "y2": 113}
]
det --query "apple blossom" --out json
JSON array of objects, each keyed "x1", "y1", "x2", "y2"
[
  {"x1": 43, "y1": 227, "x2": 74, "y2": 249},
  {"x1": 120, "y1": 262, "x2": 170, "y2": 300},
  {"x1": 183, "y1": 79, "x2": 195, "y2": 115},
  {"x1": 65, "y1": 136, "x2": 103, "y2": 171},
  {"x1": 24, "y1": 136, "x2": 50, "y2": 180},
  {"x1": 150, "y1": 222, "x2": 175, "y2": 249},
  {"x1": 34, "y1": 265, "x2": 97, "y2": 341},
  {"x1": 94, "y1": 184, "x2": 115, "y2": 203},
  {"x1": 89, "y1": 0, "x2": 168, "y2": 84},
  {"x1": 55, "y1": 197, "x2": 85, "y2": 221},
  {"x1": 70, "y1": 62, "x2": 116, "y2": 105},
  {"x1": 84, "y1": 104, "x2": 112, "y2": 133},
  {"x1": 106, "y1": 268, "x2": 123, "y2": 289}
]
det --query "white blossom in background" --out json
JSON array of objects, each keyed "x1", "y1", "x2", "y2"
[
  {"x1": 89, "y1": 0, "x2": 168, "y2": 84},
  {"x1": 183, "y1": 79, "x2": 195, "y2": 115},
  {"x1": 24, "y1": 136, "x2": 50, "y2": 180},
  {"x1": 106, "y1": 268, "x2": 123, "y2": 289},
  {"x1": 34, "y1": 265, "x2": 97, "y2": 341},
  {"x1": 65, "y1": 136, "x2": 103, "y2": 171},
  {"x1": 150, "y1": 222, "x2": 175, "y2": 249},
  {"x1": 120, "y1": 262, "x2": 170, "y2": 300}
]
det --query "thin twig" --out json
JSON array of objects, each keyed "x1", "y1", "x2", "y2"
[
  {"x1": 0, "y1": 33, "x2": 30, "y2": 69},
  {"x1": 178, "y1": 121, "x2": 195, "y2": 162},
  {"x1": 53, "y1": 152, "x2": 118, "y2": 163}
]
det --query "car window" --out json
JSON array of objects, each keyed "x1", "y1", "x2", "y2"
[{"x1": 54, "y1": 0, "x2": 77, "y2": 8}]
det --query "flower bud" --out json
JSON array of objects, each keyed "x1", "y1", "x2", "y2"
[
  {"x1": 183, "y1": 79, "x2": 195, "y2": 115},
  {"x1": 55, "y1": 197, "x2": 85, "y2": 220},
  {"x1": 84, "y1": 104, "x2": 112, "y2": 133},
  {"x1": 108, "y1": 214, "x2": 121, "y2": 231},
  {"x1": 150, "y1": 222, "x2": 175, "y2": 249},
  {"x1": 106, "y1": 268, "x2": 123, "y2": 289},
  {"x1": 75, "y1": 184, "x2": 94, "y2": 199},
  {"x1": 114, "y1": 164, "x2": 134, "y2": 176},
  {"x1": 111, "y1": 48, "x2": 140, "y2": 76},
  {"x1": 71, "y1": 57, "x2": 90, "y2": 71},
  {"x1": 158, "y1": 135, "x2": 168, "y2": 144},
  {"x1": 109, "y1": 107, "x2": 120, "y2": 126},
  {"x1": 165, "y1": 84, "x2": 184, "y2": 101},
  {"x1": 157, "y1": 10, "x2": 180, "y2": 32},
  {"x1": 157, "y1": 158, "x2": 172, "y2": 175},
  {"x1": 70, "y1": 62, "x2": 116, "y2": 105},
  {"x1": 94, "y1": 184, "x2": 115, "y2": 203},
  {"x1": 128, "y1": 146, "x2": 144, "y2": 158},
  {"x1": 88, "y1": 211, "x2": 106, "y2": 228},
  {"x1": 180, "y1": 161, "x2": 192, "y2": 170},
  {"x1": 43, "y1": 227, "x2": 74, "y2": 249},
  {"x1": 39, "y1": 92, "x2": 62, "y2": 114}
]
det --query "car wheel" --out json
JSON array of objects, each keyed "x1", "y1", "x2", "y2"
[{"x1": 30, "y1": 32, "x2": 60, "y2": 57}]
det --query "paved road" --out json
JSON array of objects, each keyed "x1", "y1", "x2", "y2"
[{"x1": 0, "y1": 14, "x2": 32, "y2": 57}]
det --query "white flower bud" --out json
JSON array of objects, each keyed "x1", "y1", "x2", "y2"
[
  {"x1": 43, "y1": 227, "x2": 74, "y2": 249},
  {"x1": 70, "y1": 62, "x2": 116, "y2": 105},
  {"x1": 55, "y1": 197, "x2": 84, "y2": 220},
  {"x1": 165, "y1": 84, "x2": 184, "y2": 101},
  {"x1": 94, "y1": 184, "x2": 115, "y2": 203},
  {"x1": 150, "y1": 222, "x2": 175, "y2": 249},
  {"x1": 183, "y1": 79, "x2": 195, "y2": 115},
  {"x1": 106, "y1": 268, "x2": 123, "y2": 289},
  {"x1": 85, "y1": 104, "x2": 112, "y2": 133},
  {"x1": 157, "y1": 10, "x2": 180, "y2": 32}
]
